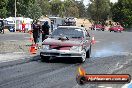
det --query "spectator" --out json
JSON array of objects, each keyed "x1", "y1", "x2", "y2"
[
  {"x1": 51, "y1": 21, "x2": 54, "y2": 32},
  {"x1": 22, "y1": 21, "x2": 26, "y2": 33},
  {"x1": 0, "y1": 19, "x2": 4, "y2": 33},
  {"x1": 81, "y1": 25, "x2": 84, "y2": 27},
  {"x1": 32, "y1": 20, "x2": 41, "y2": 44},
  {"x1": 42, "y1": 21, "x2": 50, "y2": 42}
]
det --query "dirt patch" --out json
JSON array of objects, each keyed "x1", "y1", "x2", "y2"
[
  {"x1": 0, "y1": 40, "x2": 31, "y2": 54},
  {"x1": 76, "y1": 18, "x2": 92, "y2": 29}
]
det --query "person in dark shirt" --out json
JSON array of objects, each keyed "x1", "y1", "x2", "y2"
[
  {"x1": 0, "y1": 19, "x2": 4, "y2": 33},
  {"x1": 32, "y1": 20, "x2": 41, "y2": 44},
  {"x1": 42, "y1": 21, "x2": 50, "y2": 42},
  {"x1": 51, "y1": 21, "x2": 54, "y2": 33}
]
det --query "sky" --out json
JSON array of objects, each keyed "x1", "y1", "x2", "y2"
[
  {"x1": 83, "y1": 0, "x2": 118, "y2": 6},
  {"x1": 61, "y1": 0, "x2": 118, "y2": 6}
]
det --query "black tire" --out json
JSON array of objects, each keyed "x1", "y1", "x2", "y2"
[
  {"x1": 40, "y1": 56, "x2": 50, "y2": 62},
  {"x1": 76, "y1": 76, "x2": 87, "y2": 85},
  {"x1": 86, "y1": 46, "x2": 91, "y2": 58},
  {"x1": 110, "y1": 30, "x2": 112, "y2": 32}
]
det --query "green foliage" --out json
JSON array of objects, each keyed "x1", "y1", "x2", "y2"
[
  {"x1": 6, "y1": 0, "x2": 42, "y2": 19},
  {"x1": 63, "y1": 0, "x2": 79, "y2": 17},
  {"x1": 27, "y1": 1, "x2": 42, "y2": 20},
  {"x1": 47, "y1": 0, "x2": 81, "y2": 17},
  {"x1": 111, "y1": 0, "x2": 132, "y2": 27},
  {"x1": 0, "y1": 0, "x2": 8, "y2": 18},
  {"x1": 1, "y1": 0, "x2": 87, "y2": 19},
  {"x1": 87, "y1": 0, "x2": 111, "y2": 23},
  {"x1": 75, "y1": 0, "x2": 86, "y2": 18},
  {"x1": 6, "y1": 0, "x2": 15, "y2": 17},
  {"x1": 37, "y1": 0, "x2": 51, "y2": 16},
  {"x1": 50, "y1": 0, "x2": 62, "y2": 16}
]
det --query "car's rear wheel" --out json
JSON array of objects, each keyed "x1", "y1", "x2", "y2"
[
  {"x1": 79, "y1": 50, "x2": 86, "y2": 63},
  {"x1": 40, "y1": 56, "x2": 50, "y2": 62},
  {"x1": 86, "y1": 46, "x2": 91, "y2": 58}
]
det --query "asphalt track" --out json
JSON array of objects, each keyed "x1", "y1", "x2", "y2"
[{"x1": 0, "y1": 30, "x2": 132, "y2": 88}]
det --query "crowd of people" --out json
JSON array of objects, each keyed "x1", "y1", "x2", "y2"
[{"x1": 32, "y1": 20, "x2": 50, "y2": 44}]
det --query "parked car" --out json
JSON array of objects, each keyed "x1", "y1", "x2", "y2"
[
  {"x1": 4, "y1": 17, "x2": 15, "y2": 30},
  {"x1": 40, "y1": 26, "x2": 92, "y2": 63},
  {"x1": 64, "y1": 17, "x2": 76, "y2": 26},
  {"x1": 49, "y1": 17, "x2": 64, "y2": 29},
  {"x1": 109, "y1": 25, "x2": 124, "y2": 32},
  {"x1": 90, "y1": 24, "x2": 105, "y2": 31}
]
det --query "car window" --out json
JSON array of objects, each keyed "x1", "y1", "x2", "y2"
[{"x1": 51, "y1": 28, "x2": 84, "y2": 38}]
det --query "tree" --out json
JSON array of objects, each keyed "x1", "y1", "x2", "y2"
[
  {"x1": 37, "y1": 0, "x2": 51, "y2": 16},
  {"x1": 0, "y1": 0, "x2": 8, "y2": 18},
  {"x1": 49, "y1": 0, "x2": 80, "y2": 17},
  {"x1": 50, "y1": 0, "x2": 63, "y2": 16},
  {"x1": 3, "y1": 0, "x2": 87, "y2": 19},
  {"x1": 63, "y1": 0, "x2": 79, "y2": 17},
  {"x1": 75, "y1": 0, "x2": 86, "y2": 18},
  {"x1": 27, "y1": 1, "x2": 42, "y2": 20},
  {"x1": 87, "y1": 0, "x2": 111, "y2": 24},
  {"x1": 6, "y1": 0, "x2": 15, "y2": 17},
  {"x1": 111, "y1": 0, "x2": 132, "y2": 27},
  {"x1": 6, "y1": 0, "x2": 42, "y2": 19}
]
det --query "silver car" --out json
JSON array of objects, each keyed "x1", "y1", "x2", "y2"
[{"x1": 40, "y1": 26, "x2": 92, "y2": 63}]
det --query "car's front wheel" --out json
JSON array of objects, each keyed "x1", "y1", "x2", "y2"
[
  {"x1": 86, "y1": 46, "x2": 91, "y2": 58},
  {"x1": 40, "y1": 56, "x2": 50, "y2": 62},
  {"x1": 79, "y1": 50, "x2": 86, "y2": 63}
]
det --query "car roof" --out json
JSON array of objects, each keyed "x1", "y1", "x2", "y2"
[{"x1": 57, "y1": 26, "x2": 84, "y2": 30}]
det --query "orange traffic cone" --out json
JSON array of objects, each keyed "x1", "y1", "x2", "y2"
[
  {"x1": 91, "y1": 36, "x2": 96, "y2": 44},
  {"x1": 29, "y1": 45, "x2": 37, "y2": 54},
  {"x1": 32, "y1": 44, "x2": 38, "y2": 50},
  {"x1": 28, "y1": 31, "x2": 32, "y2": 34}
]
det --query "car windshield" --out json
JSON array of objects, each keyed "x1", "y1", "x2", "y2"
[{"x1": 51, "y1": 28, "x2": 84, "y2": 38}]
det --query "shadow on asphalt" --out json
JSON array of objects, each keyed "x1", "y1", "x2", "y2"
[{"x1": 0, "y1": 55, "x2": 40, "y2": 69}]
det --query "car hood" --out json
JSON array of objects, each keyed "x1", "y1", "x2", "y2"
[
  {"x1": 42, "y1": 38, "x2": 84, "y2": 50},
  {"x1": 43, "y1": 38, "x2": 83, "y2": 46}
]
